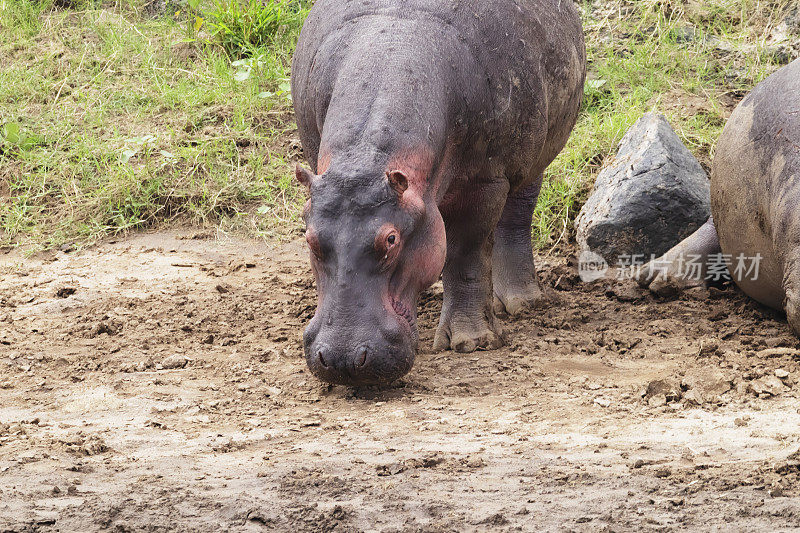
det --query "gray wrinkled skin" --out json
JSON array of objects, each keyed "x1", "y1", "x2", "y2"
[
  {"x1": 639, "y1": 59, "x2": 800, "y2": 336},
  {"x1": 292, "y1": 0, "x2": 586, "y2": 385},
  {"x1": 712, "y1": 58, "x2": 800, "y2": 333}
]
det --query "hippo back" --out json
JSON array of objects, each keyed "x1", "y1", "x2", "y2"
[{"x1": 292, "y1": 0, "x2": 586, "y2": 186}]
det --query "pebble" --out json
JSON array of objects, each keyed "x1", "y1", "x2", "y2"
[
  {"x1": 775, "y1": 369, "x2": 790, "y2": 379},
  {"x1": 161, "y1": 354, "x2": 188, "y2": 370},
  {"x1": 648, "y1": 394, "x2": 667, "y2": 408},
  {"x1": 264, "y1": 386, "x2": 282, "y2": 397},
  {"x1": 594, "y1": 397, "x2": 611, "y2": 408},
  {"x1": 750, "y1": 375, "x2": 786, "y2": 397},
  {"x1": 683, "y1": 389, "x2": 704, "y2": 406}
]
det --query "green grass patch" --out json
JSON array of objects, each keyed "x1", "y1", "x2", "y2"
[
  {"x1": 0, "y1": 0, "x2": 305, "y2": 249},
  {"x1": 0, "y1": 0, "x2": 798, "y2": 250},
  {"x1": 205, "y1": 0, "x2": 309, "y2": 59}
]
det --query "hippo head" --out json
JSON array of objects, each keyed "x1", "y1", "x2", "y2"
[{"x1": 297, "y1": 164, "x2": 446, "y2": 386}]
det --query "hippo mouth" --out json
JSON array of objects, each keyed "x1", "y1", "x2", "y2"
[{"x1": 390, "y1": 295, "x2": 416, "y2": 335}]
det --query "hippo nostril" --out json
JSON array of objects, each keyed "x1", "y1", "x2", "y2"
[
  {"x1": 317, "y1": 348, "x2": 329, "y2": 368},
  {"x1": 356, "y1": 346, "x2": 368, "y2": 368}
]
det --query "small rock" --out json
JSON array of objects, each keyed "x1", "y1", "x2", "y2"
[
  {"x1": 756, "y1": 347, "x2": 800, "y2": 358},
  {"x1": 773, "y1": 461, "x2": 800, "y2": 475},
  {"x1": 246, "y1": 509, "x2": 275, "y2": 526},
  {"x1": 786, "y1": 7, "x2": 800, "y2": 34},
  {"x1": 682, "y1": 369, "x2": 733, "y2": 401},
  {"x1": 607, "y1": 281, "x2": 643, "y2": 302},
  {"x1": 33, "y1": 512, "x2": 58, "y2": 526},
  {"x1": 655, "y1": 467, "x2": 672, "y2": 478},
  {"x1": 88, "y1": 321, "x2": 119, "y2": 337},
  {"x1": 594, "y1": 397, "x2": 611, "y2": 408},
  {"x1": 672, "y1": 25, "x2": 698, "y2": 43},
  {"x1": 56, "y1": 287, "x2": 77, "y2": 298},
  {"x1": 645, "y1": 379, "x2": 681, "y2": 402},
  {"x1": 161, "y1": 354, "x2": 188, "y2": 370},
  {"x1": 648, "y1": 394, "x2": 667, "y2": 408},
  {"x1": 376, "y1": 463, "x2": 406, "y2": 476},
  {"x1": 750, "y1": 375, "x2": 786, "y2": 397},
  {"x1": 80, "y1": 435, "x2": 108, "y2": 456},
  {"x1": 683, "y1": 389, "x2": 705, "y2": 406},
  {"x1": 698, "y1": 341, "x2": 720, "y2": 356},
  {"x1": 775, "y1": 369, "x2": 790, "y2": 379},
  {"x1": 264, "y1": 386, "x2": 282, "y2": 397}
]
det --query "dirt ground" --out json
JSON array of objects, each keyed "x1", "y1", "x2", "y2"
[{"x1": 1, "y1": 231, "x2": 799, "y2": 532}]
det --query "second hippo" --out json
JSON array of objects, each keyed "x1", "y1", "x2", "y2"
[{"x1": 638, "y1": 58, "x2": 800, "y2": 336}]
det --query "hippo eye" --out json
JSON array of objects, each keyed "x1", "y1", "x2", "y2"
[{"x1": 376, "y1": 227, "x2": 400, "y2": 263}]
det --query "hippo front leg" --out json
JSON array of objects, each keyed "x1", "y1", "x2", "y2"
[
  {"x1": 434, "y1": 180, "x2": 509, "y2": 353},
  {"x1": 636, "y1": 217, "x2": 722, "y2": 295},
  {"x1": 492, "y1": 179, "x2": 549, "y2": 315}
]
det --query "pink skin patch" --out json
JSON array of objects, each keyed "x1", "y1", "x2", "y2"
[{"x1": 317, "y1": 151, "x2": 332, "y2": 175}]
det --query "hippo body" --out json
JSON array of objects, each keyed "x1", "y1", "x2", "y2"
[
  {"x1": 292, "y1": 0, "x2": 586, "y2": 385},
  {"x1": 639, "y1": 58, "x2": 800, "y2": 335}
]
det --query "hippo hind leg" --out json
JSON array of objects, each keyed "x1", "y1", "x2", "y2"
[
  {"x1": 636, "y1": 217, "x2": 721, "y2": 296},
  {"x1": 784, "y1": 253, "x2": 800, "y2": 336},
  {"x1": 492, "y1": 180, "x2": 552, "y2": 316},
  {"x1": 433, "y1": 179, "x2": 509, "y2": 353},
  {"x1": 787, "y1": 296, "x2": 800, "y2": 336}
]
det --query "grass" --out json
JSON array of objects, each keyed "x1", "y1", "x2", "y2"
[
  {"x1": 0, "y1": 0, "x2": 307, "y2": 249},
  {"x1": 0, "y1": 0, "x2": 797, "y2": 251}
]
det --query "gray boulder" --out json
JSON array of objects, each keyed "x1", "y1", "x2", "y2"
[{"x1": 576, "y1": 112, "x2": 711, "y2": 265}]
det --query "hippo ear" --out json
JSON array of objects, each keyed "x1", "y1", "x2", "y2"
[
  {"x1": 386, "y1": 170, "x2": 409, "y2": 197},
  {"x1": 295, "y1": 164, "x2": 317, "y2": 191}
]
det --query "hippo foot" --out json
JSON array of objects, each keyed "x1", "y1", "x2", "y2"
[
  {"x1": 636, "y1": 257, "x2": 705, "y2": 298},
  {"x1": 433, "y1": 313, "x2": 505, "y2": 353},
  {"x1": 492, "y1": 280, "x2": 554, "y2": 316},
  {"x1": 635, "y1": 258, "x2": 705, "y2": 297},
  {"x1": 636, "y1": 217, "x2": 721, "y2": 297}
]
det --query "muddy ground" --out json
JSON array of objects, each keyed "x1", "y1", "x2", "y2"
[{"x1": 1, "y1": 231, "x2": 799, "y2": 532}]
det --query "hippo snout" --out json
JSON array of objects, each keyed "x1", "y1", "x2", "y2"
[{"x1": 304, "y1": 324, "x2": 415, "y2": 386}]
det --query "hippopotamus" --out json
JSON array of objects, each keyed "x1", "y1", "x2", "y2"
[
  {"x1": 291, "y1": 0, "x2": 586, "y2": 385},
  {"x1": 638, "y1": 58, "x2": 800, "y2": 336}
]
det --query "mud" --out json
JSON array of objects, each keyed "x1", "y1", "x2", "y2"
[{"x1": 1, "y1": 231, "x2": 799, "y2": 532}]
